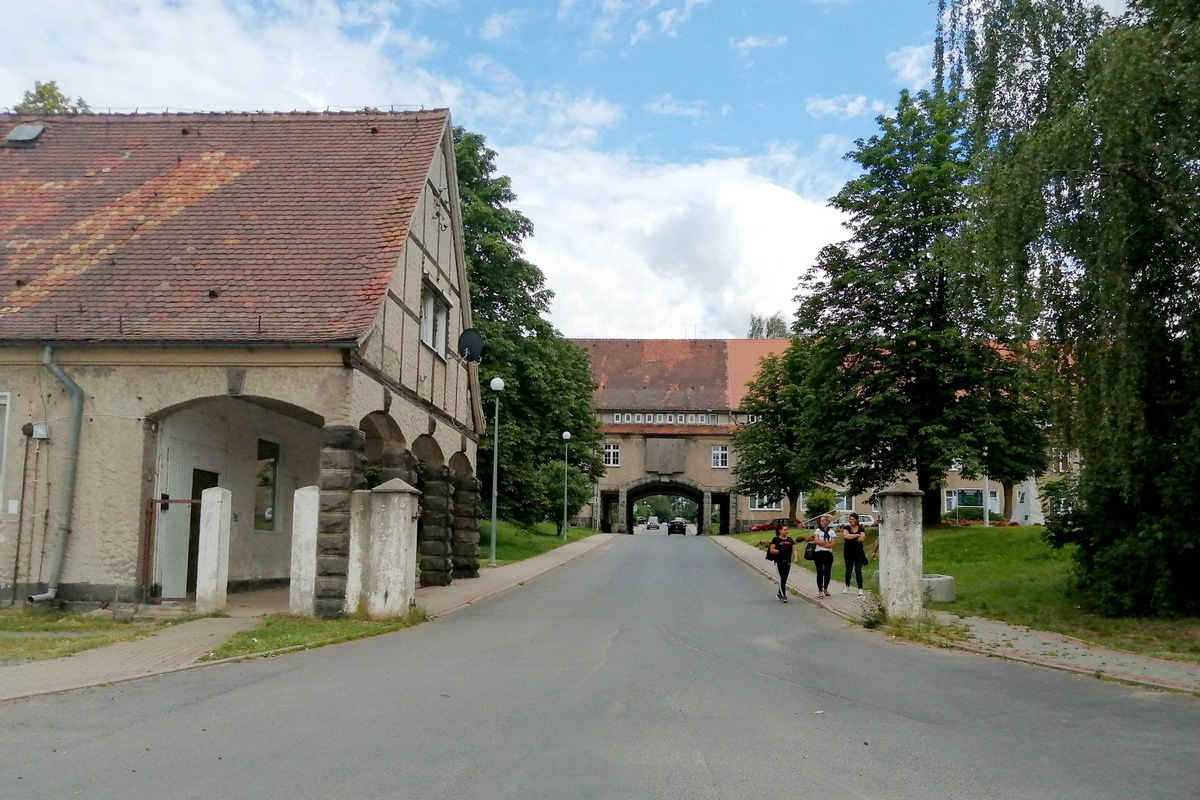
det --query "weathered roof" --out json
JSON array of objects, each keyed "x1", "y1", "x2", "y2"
[
  {"x1": 0, "y1": 110, "x2": 450, "y2": 345},
  {"x1": 574, "y1": 338, "x2": 789, "y2": 412}
]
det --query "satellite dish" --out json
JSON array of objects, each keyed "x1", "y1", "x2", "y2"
[{"x1": 457, "y1": 328, "x2": 484, "y2": 363}]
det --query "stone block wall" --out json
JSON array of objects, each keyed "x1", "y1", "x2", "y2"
[{"x1": 316, "y1": 426, "x2": 366, "y2": 618}]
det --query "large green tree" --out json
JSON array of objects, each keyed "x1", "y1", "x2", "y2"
[
  {"x1": 13, "y1": 80, "x2": 90, "y2": 114},
  {"x1": 795, "y1": 88, "x2": 1047, "y2": 525},
  {"x1": 454, "y1": 127, "x2": 603, "y2": 526},
  {"x1": 946, "y1": 0, "x2": 1200, "y2": 615},
  {"x1": 731, "y1": 342, "x2": 825, "y2": 524}
]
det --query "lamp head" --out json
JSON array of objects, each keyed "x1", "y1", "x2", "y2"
[
  {"x1": 490, "y1": 377, "x2": 505, "y2": 392},
  {"x1": 562, "y1": 431, "x2": 571, "y2": 441}
]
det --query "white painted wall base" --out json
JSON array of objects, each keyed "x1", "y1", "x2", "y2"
[{"x1": 195, "y1": 487, "x2": 231, "y2": 614}]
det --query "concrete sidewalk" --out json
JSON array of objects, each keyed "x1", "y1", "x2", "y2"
[
  {"x1": 711, "y1": 535, "x2": 1200, "y2": 695},
  {"x1": 0, "y1": 534, "x2": 619, "y2": 703},
  {"x1": 3, "y1": 532, "x2": 1196, "y2": 702}
]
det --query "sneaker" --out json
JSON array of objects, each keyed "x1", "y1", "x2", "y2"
[
  {"x1": 842, "y1": 586, "x2": 850, "y2": 594},
  {"x1": 858, "y1": 590, "x2": 865, "y2": 597},
  {"x1": 776, "y1": 589, "x2": 784, "y2": 601},
  {"x1": 781, "y1": 596, "x2": 788, "y2": 603}
]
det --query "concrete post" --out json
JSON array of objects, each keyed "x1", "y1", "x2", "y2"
[
  {"x1": 289, "y1": 485, "x2": 319, "y2": 616},
  {"x1": 195, "y1": 487, "x2": 231, "y2": 614},
  {"x1": 702, "y1": 492, "x2": 712, "y2": 535},
  {"x1": 345, "y1": 478, "x2": 420, "y2": 618},
  {"x1": 877, "y1": 484, "x2": 925, "y2": 621},
  {"x1": 617, "y1": 489, "x2": 628, "y2": 534}
]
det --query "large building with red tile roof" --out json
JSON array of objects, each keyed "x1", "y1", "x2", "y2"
[{"x1": 0, "y1": 111, "x2": 486, "y2": 616}]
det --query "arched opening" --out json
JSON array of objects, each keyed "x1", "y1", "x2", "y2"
[{"x1": 360, "y1": 411, "x2": 408, "y2": 488}]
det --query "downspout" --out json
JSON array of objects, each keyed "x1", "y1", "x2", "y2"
[{"x1": 28, "y1": 346, "x2": 84, "y2": 604}]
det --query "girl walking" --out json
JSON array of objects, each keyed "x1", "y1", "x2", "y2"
[
  {"x1": 768, "y1": 523, "x2": 795, "y2": 602},
  {"x1": 811, "y1": 515, "x2": 837, "y2": 598}
]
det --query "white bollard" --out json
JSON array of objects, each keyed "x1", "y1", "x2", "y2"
[{"x1": 195, "y1": 487, "x2": 232, "y2": 614}]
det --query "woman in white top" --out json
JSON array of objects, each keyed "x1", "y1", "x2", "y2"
[{"x1": 809, "y1": 514, "x2": 838, "y2": 598}]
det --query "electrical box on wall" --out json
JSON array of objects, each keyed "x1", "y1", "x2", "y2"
[{"x1": 31, "y1": 423, "x2": 50, "y2": 440}]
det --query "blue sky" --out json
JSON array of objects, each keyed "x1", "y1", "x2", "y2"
[{"x1": 0, "y1": 1, "x2": 1121, "y2": 338}]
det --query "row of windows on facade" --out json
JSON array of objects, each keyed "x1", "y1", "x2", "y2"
[
  {"x1": 746, "y1": 488, "x2": 1007, "y2": 514},
  {"x1": 609, "y1": 412, "x2": 721, "y2": 425},
  {"x1": 602, "y1": 443, "x2": 728, "y2": 468}
]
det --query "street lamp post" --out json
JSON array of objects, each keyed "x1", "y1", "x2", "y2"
[
  {"x1": 982, "y1": 445, "x2": 990, "y2": 528},
  {"x1": 489, "y1": 377, "x2": 505, "y2": 567},
  {"x1": 561, "y1": 431, "x2": 571, "y2": 540}
]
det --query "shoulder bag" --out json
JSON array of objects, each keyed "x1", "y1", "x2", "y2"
[{"x1": 802, "y1": 541, "x2": 817, "y2": 561}]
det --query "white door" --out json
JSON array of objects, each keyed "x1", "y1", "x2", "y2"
[{"x1": 155, "y1": 437, "x2": 226, "y2": 598}]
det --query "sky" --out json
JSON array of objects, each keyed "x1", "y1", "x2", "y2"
[{"x1": 0, "y1": 0, "x2": 1125, "y2": 339}]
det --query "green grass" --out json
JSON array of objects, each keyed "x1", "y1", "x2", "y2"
[
  {"x1": 0, "y1": 608, "x2": 166, "y2": 665},
  {"x1": 479, "y1": 521, "x2": 599, "y2": 566},
  {"x1": 732, "y1": 525, "x2": 1200, "y2": 662},
  {"x1": 203, "y1": 608, "x2": 428, "y2": 660}
]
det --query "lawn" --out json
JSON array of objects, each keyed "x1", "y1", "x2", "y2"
[
  {"x1": 732, "y1": 525, "x2": 1200, "y2": 663},
  {"x1": 480, "y1": 521, "x2": 599, "y2": 566},
  {"x1": 0, "y1": 608, "x2": 170, "y2": 665}
]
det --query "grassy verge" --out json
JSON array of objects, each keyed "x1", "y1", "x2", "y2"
[
  {"x1": 202, "y1": 608, "x2": 428, "y2": 660},
  {"x1": 0, "y1": 608, "x2": 170, "y2": 665},
  {"x1": 479, "y1": 521, "x2": 599, "y2": 566},
  {"x1": 731, "y1": 525, "x2": 1199, "y2": 662}
]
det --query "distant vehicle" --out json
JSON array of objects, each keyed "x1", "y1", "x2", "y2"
[
  {"x1": 646, "y1": 517, "x2": 660, "y2": 530},
  {"x1": 636, "y1": 516, "x2": 647, "y2": 526},
  {"x1": 748, "y1": 517, "x2": 790, "y2": 532},
  {"x1": 667, "y1": 519, "x2": 687, "y2": 535},
  {"x1": 834, "y1": 513, "x2": 876, "y2": 527}
]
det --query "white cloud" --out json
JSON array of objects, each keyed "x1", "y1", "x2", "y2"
[
  {"x1": 643, "y1": 94, "x2": 706, "y2": 118},
  {"x1": 730, "y1": 34, "x2": 787, "y2": 54},
  {"x1": 805, "y1": 94, "x2": 887, "y2": 120},
  {"x1": 479, "y1": 13, "x2": 519, "y2": 42},
  {"x1": 657, "y1": 0, "x2": 711, "y2": 37},
  {"x1": 887, "y1": 44, "x2": 935, "y2": 90},
  {"x1": 497, "y1": 147, "x2": 847, "y2": 338}
]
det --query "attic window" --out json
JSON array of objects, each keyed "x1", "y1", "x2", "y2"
[
  {"x1": 420, "y1": 282, "x2": 450, "y2": 357},
  {"x1": 5, "y1": 124, "x2": 45, "y2": 144}
]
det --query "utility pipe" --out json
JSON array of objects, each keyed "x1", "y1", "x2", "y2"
[{"x1": 28, "y1": 346, "x2": 84, "y2": 604}]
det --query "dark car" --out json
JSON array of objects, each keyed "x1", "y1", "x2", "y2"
[
  {"x1": 667, "y1": 519, "x2": 687, "y2": 535},
  {"x1": 748, "y1": 517, "x2": 790, "y2": 532}
]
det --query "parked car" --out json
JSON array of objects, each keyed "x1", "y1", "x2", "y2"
[
  {"x1": 748, "y1": 517, "x2": 790, "y2": 532},
  {"x1": 667, "y1": 519, "x2": 687, "y2": 535},
  {"x1": 833, "y1": 513, "x2": 876, "y2": 527},
  {"x1": 646, "y1": 517, "x2": 660, "y2": 530}
]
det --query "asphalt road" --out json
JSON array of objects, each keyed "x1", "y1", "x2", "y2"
[{"x1": 1, "y1": 535, "x2": 1197, "y2": 799}]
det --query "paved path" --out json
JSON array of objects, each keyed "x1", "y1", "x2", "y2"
[
  {"x1": 3, "y1": 532, "x2": 1196, "y2": 702},
  {"x1": 711, "y1": 535, "x2": 1200, "y2": 694}
]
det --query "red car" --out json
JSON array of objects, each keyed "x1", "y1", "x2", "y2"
[{"x1": 748, "y1": 517, "x2": 790, "y2": 532}]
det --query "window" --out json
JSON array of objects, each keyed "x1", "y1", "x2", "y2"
[
  {"x1": 711, "y1": 445, "x2": 728, "y2": 468},
  {"x1": 667, "y1": 414, "x2": 675, "y2": 423},
  {"x1": 603, "y1": 443, "x2": 621, "y2": 467},
  {"x1": 686, "y1": 414, "x2": 696, "y2": 424},
  {"x1": 624, "y1": 413, "x2": 633, "y2": 423},
  {"x1": 635, "y1": 413, "x2": 643, "y2": 423},
  {"x1": 835, "y1": 491, "x2": 853, "y2": 511},
  {"x1": 945, "y1": 489, "x2": 957, "y2": 511},
  {"x1": 656, "y1": 413, "x2": 665, "y2": 423},
  {"x1": 1054, "y1": 449, "x2": 1070, "y2": 472},
  {"x1": 708, "y1": 414, "x2": 718, "y2": 424},
  {"x1": 419, "y1": 283, "x2": 450, "y2": 355},
  {"x1": 611, "y1": 413, "x2": 622, "y2": 424},
  {"x1": 254, "y1": 439, "x2": 280, "y2": 531},
  {"x1": 1018, "y1": 490, "x2": 1027, "y2": 505},
  {"x1": 749, "y1": 493, "x2": 781, "y2": 511}
]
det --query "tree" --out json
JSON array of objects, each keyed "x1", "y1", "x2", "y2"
[
  {"x1": 795, "y1": 88, "x2": 1047, "y2": 525},
  {"x1": 747, "y1": 312, "x2": 789, "y2": 339},
  {"x1": 535, "y1": 463, "x2": 594, "y2": 533},
  {"x1": 454, "y1": 127, "x2": 604, "y2": 525},
  {"x1": 945, "y1": 0, "x2": 1200, "y2": 615},
  {"x1": 13, "y1": 80, "x2": 90, "y2": 114},
  {"x1": 731, "y1": 342, "x2": 825, "y2": 524}
]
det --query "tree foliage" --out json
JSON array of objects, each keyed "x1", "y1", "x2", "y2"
[
  {"x1": 454, "y1": 127, "x2": 603, "y2": 526},
  {"x1": 795, "y1": 88, "x2": 1047, "y2": 524},
  {"x1": 13, "y1": 80, "x2": 90, "y2": 114},
  {"x1": 944, "y1": 0, "x2": 1200, "y2": 615},
  {"x1": 747, "y1": 312, "x2": 789, "y2": 338}
]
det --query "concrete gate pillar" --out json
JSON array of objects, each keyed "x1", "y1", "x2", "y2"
[
  {"x1": 702, "y1": 492, "x2": 712, "y2": 535},
  {"x1": 195, "y1": 487, "x2": 231, "y2": 614},
  {"x1": 877, "y1": 485, "x2": 925, "y2": 621},
  {"x1": 617, "y1": 488, "x2": 628, "y2": 534},
  {"x1": 419, "y1": 465, "x2": 454, "y2": 586},
  {"x1": 452, "y1": 474, "x2": 482, "y2": 579},
  {"x1": 315, "y1": 426, "x2": 366, "y2": 619}
]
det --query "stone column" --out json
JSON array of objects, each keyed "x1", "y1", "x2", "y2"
[
  {"x1": 316, "y1": 426, "x2": 366, "y2": 619},
  {"x1": 452, "y1": 474, "x2": 482, "y2": 579},
  {"x1": 419, "y1": 465, "x2": 454, "y2": 586},
  {"x1": 617, "y1": 488, "x2": 628, "y2": 534},
  {"x1": 702, "y1": 492, "x2": 712, "y2": 535},
  {"x1": 381, "y1": 450, "x2": 421, "y2": 486},
  {"x1": 877, "y1": 485, "x2": 925, "y2": 621},
  {"x1": 195, "y1": 487, "x2": 231, "y2": 614}
]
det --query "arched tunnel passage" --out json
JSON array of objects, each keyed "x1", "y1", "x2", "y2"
[{"x1": 608, "y1": 475, "x2": 733, "y2": 536}]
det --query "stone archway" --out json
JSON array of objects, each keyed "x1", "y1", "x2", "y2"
[
  {"x1": 617, "y1": 474, "x2": 721, "y2": 535},
  {"x1": 360, "y1": 411, "x2": 417, "y2": 488}
]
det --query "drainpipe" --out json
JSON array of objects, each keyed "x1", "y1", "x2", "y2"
[{"x1": 28, "y1": 346, "x2": 84, "y2": 604}]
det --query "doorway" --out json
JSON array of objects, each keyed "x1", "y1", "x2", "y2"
[{"x1": 187, "y1": 469, "x2": 220, "y2": 594}]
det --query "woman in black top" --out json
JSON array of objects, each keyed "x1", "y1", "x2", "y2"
[
  {"x1": 768, "y1": 523, "x2": 795, "y2": 602},
  {"x1": 841, "y1": 512, "x2": 867, "y2": 596}
]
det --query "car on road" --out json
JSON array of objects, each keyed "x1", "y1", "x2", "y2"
[
  {"x1": 646, "y1": 517, "x2": 660, "y2": 530},
  {"x1": 667, "y1": 519, "x2": 687, "y2": 535},
  {"x1": 636, "y1": 516, "x2": 647, "y2": 526},
  {"x1": 834, "y1": 513, "x2": 876, "y2": 527},
  {"x1": 748, "y1": 517, "x2": 790, "y2": 532}
]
